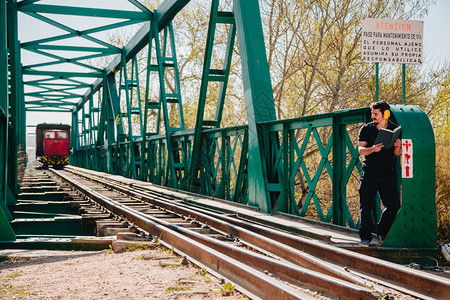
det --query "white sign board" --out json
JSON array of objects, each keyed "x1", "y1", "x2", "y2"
[
  {"x1": 402, "y1": 139, "x2": 413, "y2": 178},
  {"x1": 361, "y1": 18, "x2": 424, "y2": 64}
]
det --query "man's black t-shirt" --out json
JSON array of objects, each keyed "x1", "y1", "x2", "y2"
[{"x1": 358, "y1": 120, "x2": 400, "y2": 169}]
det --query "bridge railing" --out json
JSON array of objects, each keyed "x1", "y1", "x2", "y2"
[
  {"x1": 261, "y1": 107, "x2": 371, "y2": 228},
  {"x1": 72, "y1": 105, "x2": 438, "y2": 249},
  {"x1": 73, "y1": 107, "x2": 375, "y2": 229}
]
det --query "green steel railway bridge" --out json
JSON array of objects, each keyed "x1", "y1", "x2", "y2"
[{"x1": 0, "y1": 0, "x2": 437, "y2": 255}]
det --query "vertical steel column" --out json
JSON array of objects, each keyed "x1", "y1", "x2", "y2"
[
  {"x1": 97, "y1": 76, "x2": 116, "y2": 173},
  {"x1": 118, "y1": 52, "x2": 143, "y2": 178},
  {"x1": 0, "y1": 0, "x2": 16, "y2": 241},
  {"x1": 233, "y1": 0, "x2": 277, "y2": 213},
  {"x1": 188, "y1": 0, "x2": 236, "y2": 192},
  {"x1": 149, "y1": 15, "x2": 184, "y2": 187},
  {"x1": 7, "y1": 0, "x2": 21, "y2": 204},
  {"x1": 0, "y1": 0, "x2": 9, "y2": 207},
  {"x1": 70, "y1": 108, "x2": 78, "y2": 165}
]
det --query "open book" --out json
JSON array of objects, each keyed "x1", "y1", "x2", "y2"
[{"x1": 374, "y1": 126, "x2": 401, "y2": 149}]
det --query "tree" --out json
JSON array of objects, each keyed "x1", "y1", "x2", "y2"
[{"x1": 260, "y1": 0, "x2": 435, "y2": 120}]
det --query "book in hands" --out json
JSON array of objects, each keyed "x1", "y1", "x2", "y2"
[{"x1": 374, "y1": 126, "x2": 401, "y2": 149}]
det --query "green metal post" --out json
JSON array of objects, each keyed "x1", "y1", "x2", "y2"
[
  {"x1": 7, "y1": 0, "x2": 21, "y2": 205},
  {"x1": 107, "y1": 73, "x2": 123, "y2": 175},
  {"x1": 375, "y1": 62, "x2": 379, "y2": 102},
  {"x1": 0, "y1": 0, "x2": 16, "y2": 241},
  {"x1": 233, "y1": 0, "x2": 277, "y2": 213},
  {"x1": 70, "y1": 109, "x2": 77, "y2": 165},
  {"x1": 402, "y1": 64, "x2": 406, "y2": 104},
  {"x1": 149, "y1": 16, "x2": 184, "y2": 187},
  {"x1": 0, "y1": 0, "x2": 9, "y2": 207},
  {"x1": 188, "y1": 0, "x2": 236, "y2": 192}
]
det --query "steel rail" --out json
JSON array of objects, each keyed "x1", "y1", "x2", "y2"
[
  {"x1": 66, "y1": 168, "x2": 375, "y2": 286},
  {"x1": 64, "y1": 165, "x2": 450, "y2": 300},
  {"x1": 51, "y1": 169, "x2": 309, "y2": 300},
  {"x1": 52, "y1": 168, "x2": 380, "y2": 299}
]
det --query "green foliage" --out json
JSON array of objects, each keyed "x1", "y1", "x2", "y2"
[
  {"x1": 436, "y1": 144, "x2": 450, "y2": 264},
  {"x1": 217, "y1": 281, "x2": 235, "y2": 296},
  {"x1": 196, "y1": 267, "x2": 208, "y2": 276},
  {"x1": 166, "y1": 284, "x2": 192, "y2": 293},
  {"x1": 260, "y1": 0, "x2": 436, "y2": 121},
  {"x1": 0, "y1": 283, "x2": 30, "y2": 298},
  {"x1": 6, "y1": 271, "x2": 21, "y2": 278},
  {"x1": 160, "y1": 246, "x2": 174, "y2": 255},
  {"x1": 0, "y1": 256, "x2": 30, "y2": 263},
  {"x1": 120, "y1": 243, "x2": 158, "y2": 253},
  {"x1": 105, "y1": 244, "x2": 114, "y2": 254}
]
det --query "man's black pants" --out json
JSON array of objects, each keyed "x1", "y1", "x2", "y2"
[{"x1": 358, "y1": 167, "x2": 401, "y2": 242}]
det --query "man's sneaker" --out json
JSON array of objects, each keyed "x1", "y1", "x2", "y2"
[{"x1": 359, "y1": 240, "x2": 370, "y2": 247}]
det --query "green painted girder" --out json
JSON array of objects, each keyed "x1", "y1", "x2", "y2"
[
  {"x1": 188, "y1": 0, "x2": 236, "y2": 192},
  {"x1": 18, "y1": 2, "x2": 150, "y2": 113},
  {"x1": 233, "y1": 0, "x2": 277, "y2": 213},
  {"x1": 26, "y1": 108, "x2": 73, "y2": 112},
  {"x1": 25, "y1": 82, "x2": 91, "y2": 88},
  {"x1": 26, "y1": 99, "x2": 76, "y2": 105},
  {"x1": 1, "y1": 0, "x2": 15, "y2": 242},
  {"x1": 17, "y1": 0, "x2": 40, "y2": 7},
  {"x1": 25, "y1": 92, "x2": 83, "y2": 99},
  {"x1": 75, "y1": 0, "x2": 192, "y2": 115},
  {"x1": 127, "y1": 0, "x2": 153, "y2": 15},
  {"x1": 25, "y1": 85, "x2": 87, "y2": 93},
  {"x1": 147, "y1": 18, "x2": 185, "y2": 186},
  {"x1": 24, "y1": 60, "x2": 102, "y2": 72},
  {"x1": 23, "y1": 70, "x2": 102, "y2": 79},
  {"x1": 7, "y1": 0, "x2": 24, "y2": 203},
  {"x1": 86, "y1": 86, "x2": 100, "y2": 149},
  {"x1": 117, "y1": 53, "x2": 143, "y2": 179},
  {"x1": 23, "y1": 44, "x2": 120, "y2": 54},
  {"x1": 25, "y1": 102, "x2": 76, "y2": 108},
  {"x1": 21, "y1": 20, "x2": 142, "y2": 48},
  {"x1": 24, "y1": 47, "x2": 115, "y2": 65},
  {"x1": 19, "y1": 4, "x2": 151, "y2": 20},
  {"x1": 20, "y1": 12, "x2": 124, "y2": 52}
]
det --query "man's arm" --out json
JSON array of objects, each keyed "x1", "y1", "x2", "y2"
[{"x1": 358, "y1": 140, "x2": 384, "y2": 156}]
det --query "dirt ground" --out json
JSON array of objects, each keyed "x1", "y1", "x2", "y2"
[{"x1": 0, "y1": 248, "x2": 245, "y2": 300}]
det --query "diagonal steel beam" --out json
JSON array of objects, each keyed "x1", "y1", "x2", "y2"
[
  {"x1": 23, "y1": 44, "x2": 120, "y2": 54},
  {"x1": 19, "y1": 4, "x2": 151, "y2": 20},
  {"x1": 128, "y1": 0, "x2": 153, "y2": 15},
  {"x1": 23, "y1": 70, "x2": 103, "y2": 78}
]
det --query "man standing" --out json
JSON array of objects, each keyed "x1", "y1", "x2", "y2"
[{"x1": 358, "y1": 101, "x2": 402, "y2": 246}]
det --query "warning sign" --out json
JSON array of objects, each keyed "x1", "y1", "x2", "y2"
[
  {"x1": 361, "y1": 18, "x2": 424, "y2": 65},
  {"x1": 402, "y1": 139, "x2": 413, "y2": 178}
]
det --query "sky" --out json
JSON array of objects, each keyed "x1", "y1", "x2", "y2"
[
  {"x1": 22, "y1": 0, "x2": 450, "y2": 136},
  {"x1": 422, "y1": 0, "x2": 450, "y2": 67}
]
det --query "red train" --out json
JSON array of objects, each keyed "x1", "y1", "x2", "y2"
[{"x1": 36, "y1": 123, "x2": 71, "y2": 169}]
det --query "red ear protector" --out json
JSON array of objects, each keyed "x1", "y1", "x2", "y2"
[{"x1": 383, "y1": 109, "x2": 390, "y2": 119}]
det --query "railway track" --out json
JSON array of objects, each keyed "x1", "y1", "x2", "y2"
[{"x1": 46, "y1": 165, "x2": 450, "y2": 300}]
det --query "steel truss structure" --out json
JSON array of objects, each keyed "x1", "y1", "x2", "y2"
[{"x1": 1, "y1": 0, "x2": 437, "y2": 252}]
